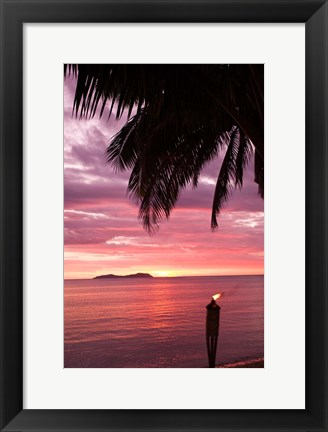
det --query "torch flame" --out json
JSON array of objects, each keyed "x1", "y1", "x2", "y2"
[{"x1": 212, "y1": 293, "x2": 222, "y2": 301}]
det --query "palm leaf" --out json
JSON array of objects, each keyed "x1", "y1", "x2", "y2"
[
  {"x1": 211, "y1": 127, "x2": 240, "y2": 230},
  {"x1": 235, "y1": 132, "x2": 253, "y2": 188},
  {"x1": 65, "y1": 64, "x2": 264, "y2": 231}
]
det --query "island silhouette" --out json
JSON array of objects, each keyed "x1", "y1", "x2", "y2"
[{"x1": 93, "y1": 272, "x2": 153, "y2": 280}]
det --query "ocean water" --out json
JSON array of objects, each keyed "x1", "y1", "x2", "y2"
[{"x1": 64, "y1": 275, "x2": 264, "y2": 368}]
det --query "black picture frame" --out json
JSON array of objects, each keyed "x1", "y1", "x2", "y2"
[{"x1": 0, "y1": 1, "x2": 327, "y2": 431}]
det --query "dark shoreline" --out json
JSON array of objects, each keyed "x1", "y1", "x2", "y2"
[{"x1": 217, "y1": 357, "x2": 264, "y2": 368}]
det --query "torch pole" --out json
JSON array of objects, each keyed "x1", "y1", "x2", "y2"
[{"x1": 206, "y1": 298, "x2": 220, "y2": 368}]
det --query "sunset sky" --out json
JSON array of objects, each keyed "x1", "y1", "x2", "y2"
[{"x1": 64, "y1": 75, "x2": 264, "y2": 280}]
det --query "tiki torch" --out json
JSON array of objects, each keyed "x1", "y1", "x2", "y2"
[{"x1": 206, "y1": 293, "x2": 221, "y2": 368}]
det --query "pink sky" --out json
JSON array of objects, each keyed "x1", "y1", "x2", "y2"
[{"x1": 64, "y1": 76, "x2": 264, "y2": 279}]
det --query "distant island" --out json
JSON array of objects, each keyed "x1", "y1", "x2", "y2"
[{"x1": 93, "y1": 272, "x2": 154, "y2": 280}]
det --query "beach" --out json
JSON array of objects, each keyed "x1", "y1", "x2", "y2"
[{"x1": 217, "y1": 357, "x2": 264, "y2": 368}]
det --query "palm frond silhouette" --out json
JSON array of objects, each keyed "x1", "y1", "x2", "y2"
[{"x1": 64, "y1": 64, "x2": 264, "y2": 233}]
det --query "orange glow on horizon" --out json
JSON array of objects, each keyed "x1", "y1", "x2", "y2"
[
  {"x1": 64, "y1": 266, "x2": 264, "y2": 280},
  {"x1": 152, "y1": 270, "x2": 174, "y2": 277},
  {"x1": 64, "y1": 267, "x2": 264, "y2": 280}
]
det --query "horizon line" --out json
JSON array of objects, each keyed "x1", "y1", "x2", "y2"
[{"x1": 64, "y1": 273, "x2": 264, "y2": 281}]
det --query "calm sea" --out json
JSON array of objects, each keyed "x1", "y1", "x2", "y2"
[{"x1": 64, "y1": 275, "x2": 264, "y2": 368}]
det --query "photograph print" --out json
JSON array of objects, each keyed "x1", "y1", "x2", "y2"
[{"x1": 64, "y1": 64, "x2": 264, "y2": 368}]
